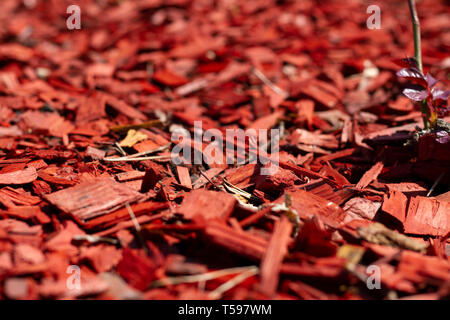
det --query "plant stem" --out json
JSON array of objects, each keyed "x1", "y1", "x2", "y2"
[
  {"x1": 420, "y1": 102, "x2": 430, "y2": 130},
  {"x1": 407, "y1": 0, "x2": 423, "y2": 73},
  {"x1": 407, "y1": 0, "x2": 430, "y2": 129}
]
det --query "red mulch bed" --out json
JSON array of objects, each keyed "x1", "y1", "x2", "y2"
[{"x1": 0, "y1": 0, "x2": 448, "y2": 300}]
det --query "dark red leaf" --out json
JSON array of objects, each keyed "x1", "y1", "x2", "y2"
[
  {"x1": 431, "y1": 87, "x2": 450, "y2": 101},
  {"x1": 402, "y1": 88, "x2": 429, "y2": 101},
  {"x1": 425, "y1": 73, "x2": 438, "y2": 88},
  {"x1": 396, "y1": 68, "x2": 427, "y2": 87},
  {"x1": 392, "y1": 57, "x2": 419, "y2": 69}
]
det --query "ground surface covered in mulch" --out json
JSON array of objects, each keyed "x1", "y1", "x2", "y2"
[{"x1": 0, "y1": 0, "x2": 449, "y2": 300}]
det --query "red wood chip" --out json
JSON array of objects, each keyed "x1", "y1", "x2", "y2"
[
  {"x1": 104, "y1": 94, "x2": 147, "y2": 121},
  {"x1": 290, "y1": 129, "x2": 339, "y2": 149},
  {"x1": 404, "y1": 197, "x2": 450, "y2": 236},
  {"x1": 140, "y1": 166, "x2": 162, "y2": 192},
  {"x1": 80, "y1": 245, "x2": 122, "y2": 273},
  {"x1": 153, "y1": 70, "x2": 189, "y2": 87},
  {"x1": 344, "y1": 197, "x2": 381, "y2": 221},
  {"x1": 117, "y1": 249, "x2": 156, "y2": 291},
  {"x1": 178, "y1": 189, "x2": 236, "y2": 221},
  {"x1": 0, "y1": 167, "x2": 37, "y2": 185},
  {"x1": 356, "y1": 162, "x2": 384, "y2": 189},
  {"x1": 3, "y1": 206, "x2": 50, "y2": 224},
  {"x1": 259, "y1": 216, "x2": 292, "y2": 296},
  {"x1": 86, "y1": 146, "x2": 106, "y2": 160},
  {"x1": 4, "y1": 278, "x2": 31, "y2": 300},
  {"x1": 281, "y1": 189, "x2": 346, "y2": 228},
  {"x1": 45, "y1": 177, "x2": 146, "y2": 222},
  {"x1": 382, "y1": 191, "x2": 408, "y2": 223},
  {"x1": 176, "y1": 166, "x2": 192, "y2": 189},
  {"x1": 386, "y1": 183, "x2": 427, "y2": 196},
  {"x1": 436, "y1": 191, "x2": 450, "y2": 202},
  {"x1": 255, "y1": 167, "x2": 301, "y2": 192},
  {"x1": 204, "y1": 220, "x2": 269, "y2": 260}
]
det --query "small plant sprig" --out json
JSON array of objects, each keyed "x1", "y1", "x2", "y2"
[
  {"x1": 395, "y1": 57, "x2": 449, "y2": 128},
  {"x1": 394, "y1": 0, "x2": 449, "y2": 131}
]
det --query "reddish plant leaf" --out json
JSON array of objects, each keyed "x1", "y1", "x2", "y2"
[
  {"x1": 425, "y1": 73, "x2": 438, "y2": 88},
  {"x1": 402, "y1": 88, "x2": 429, "y2": 101},
  {"x1": 396, "y1": 68, "x2": 427, "y2": 87},
  {"x1": 392, "y1": 57, "x2": 419, "y2": 69},
  {"x1": 431, "y1": 87, "x2": 450, "y2": 101}
]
